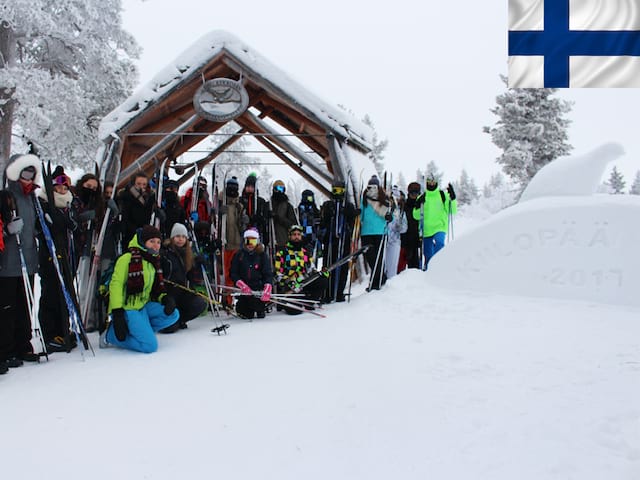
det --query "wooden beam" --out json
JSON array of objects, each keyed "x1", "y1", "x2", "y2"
[{"x1": 238, "y1": 111, "x2": 333, "y2": 183}]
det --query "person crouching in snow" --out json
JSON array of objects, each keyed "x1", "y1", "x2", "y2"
[
  {"x1": 160, "y1": 222, "x2": 207, "y2": 332},
  {"x1": 230, "y1": 228, "x2": 273, "y2": 319},
  {"x1": 101, "y1": 225, "x2": 179, "y2": 352},
  {"x1": 274, "y1": 224, "x2": 327, "y2": 315}
]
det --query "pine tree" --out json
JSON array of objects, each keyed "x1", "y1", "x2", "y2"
[
  {"x1": 630, "y1": 171, "x2": 640, "y2": 195},
  {"x1": 0, "y1": 0, "x2": 140, "y2": 174},
  {"x1": 607, "y1": 166, "x2": 626, "y2": 194},
  {"x1": 362, "y1": 114, "x2": 388, "y2": 177},
  {"x1": 484, "y1": 76, "x2": 573, "y2": 189},
  {"x1": 456, "y1": 169, "x2": 478, "y2": 205}
]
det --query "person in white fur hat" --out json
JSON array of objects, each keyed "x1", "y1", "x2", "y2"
[{"x1": 0, "y1": 153, "x2": 43, "y2": 372}]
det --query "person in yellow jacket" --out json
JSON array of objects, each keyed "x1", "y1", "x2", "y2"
[
  {"x1": 101, "y1": 225, "x2": 179, "y2": 352},
  {"x1": 412, "y1": 176, "x2": 457, "y2": 270}
]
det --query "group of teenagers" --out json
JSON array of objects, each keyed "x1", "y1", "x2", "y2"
[{"x1": 0, "y1": 152, "x2": 457, "y2": 373}]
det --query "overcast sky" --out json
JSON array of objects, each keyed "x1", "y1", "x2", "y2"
[{"x1": 121, "y1": 0, "x2": 638, "y2": 187}]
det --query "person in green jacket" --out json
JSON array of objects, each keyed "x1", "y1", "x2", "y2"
[
  {"x1": 101, "y1": 225, "x2": 179, "y2": 353},
  {"x1": 412, "y1": 176, "x2": 457, "y2": 270}
]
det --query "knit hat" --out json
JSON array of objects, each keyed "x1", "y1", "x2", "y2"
[
  {"x1": 170, "y1": 222, "x2": 189, "y2": 238},
  {"x1": 139, "y1": 225, "x2": 162, "y2": 244},
  {"x1": 164, "y1": 179, "x2": 179, "y2": 190},
  {"x1": 368, "y1": 175, "x2": 380, "y2": 186},
  {"x1": 301, "y1": 189, "x2": 314, "y2": 203},
  {"x1": 243, "y1": 228, "x2": 260, "y2": 239},
  {"x1": 226, "y1": 176, "x2": 239, "y2": 187},
  {"x1": 245, "y1": 173, "x2": 257, "y2": 187},
  {"x1": 407, "y1": 182, "x2": 421, "y2": 194},
  {"x1": 5, "y1": 154, "x2": 41, "y2": 182}
]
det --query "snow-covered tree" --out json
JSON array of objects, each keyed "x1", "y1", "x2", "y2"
[
  {"x1": 483, "y1": 171, "x2": 506, "y2": 198},
  {"x1": 630, "y1": 171, "x2": 640, "y2": 195},
  {"x1": 484, "y1": 75, "x2": 573, "y2": 189},
  {"x1": 606, "y1": 166, "x2": 626, "y2": 194},
  {"x1": 0, "y1": 0, "x2": 140, "y2": 176},
  {"x1": 456, "y1": 169, "x2": 479, "y2": 205},
  {"x1": 362, "y1": 114, "x2": 388, "y2": 177}
]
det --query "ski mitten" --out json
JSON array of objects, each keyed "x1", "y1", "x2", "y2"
[
  {"x1": 111, "y1": 308, "x2": 128, "y2": 341},
  {"x1": 260, "y1": 283, "x2": 272, "y2": 302},
  {"x1": 236, "y1": 280, "x2": 252, "y2": 295}
]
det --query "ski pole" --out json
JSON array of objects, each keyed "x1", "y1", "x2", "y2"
[{"x1": 15, "y1": 230, "x2": 48, "y2": 361}]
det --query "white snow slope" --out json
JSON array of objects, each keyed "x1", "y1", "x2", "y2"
[{"x1": 2, "y1": 146, "x2": 640, "y2": 480}]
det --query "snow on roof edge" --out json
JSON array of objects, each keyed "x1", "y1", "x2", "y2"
[{"x1": 99, "y1": 30, "x2": 374, "y2": 150}]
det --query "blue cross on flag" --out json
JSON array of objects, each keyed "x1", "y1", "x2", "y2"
[{"x1": 509, "y1": 0, "x2": 640, "y2": 87}]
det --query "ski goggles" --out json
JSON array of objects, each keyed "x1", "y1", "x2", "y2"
[
  {"x1": 19, "y1": 167, "x2": 36, "y2": 180},
  {"x1": 288, "y1": 225, "x2": 304, "y2": 235},
  {"x1": 244, "y1": 237, "x2": 258, "y2": 246},
  {"x1": 53, "y1": 175, "x2": 71, "y2": 187},
  {"x1": 408, "y1": 189, "x2": 420, "y2": 196},
  {"x1": 331, "y1": 186, "x2": 345, "y2": 195},
  {"x1": 274, "y1": 185, "x2": 285, "y2": 193}
]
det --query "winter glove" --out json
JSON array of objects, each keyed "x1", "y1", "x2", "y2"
[
  {"x1": 447, "y1": 183, "x2": 456, "y2": 201},
  {"x1": 194, "y1": 254, "x2": 206, "y2": 267},
  {"x1": 6, "y1": 217, "x2": 24, "y2": 235},
  {"x1": 78, "y1": 210, "x2": 96, "y2": 223},
  {"x1": 384, "y1": 210, "x2": 393, "y2": 222},
  {"x1": 218, "y1": 204, "x2": 228, "y2": 215},
  {"x1": 162, "y1": 295, "x2": 176, "y2": 316},
  {"x1": 106, "y1": 198, "x2": 119, "y2": 216},
  {"x1": 111, "y1": 308, "x2": 128, "y2": 341},
  {"x1": 190, "y1": 211, "x2": 199, "y2": 222},
  {"x1": 154, "y1": 207, "x2": 167, "y2": 224},
  {"x1": 260, "y1": 283, "x2": 272, "y2": 302},
  {"x1": 415, "y1": 193, "x2": 425, "y2": 206},
  {"x1": 235, "y1": 280, "x2": 252, "y2": 295}
]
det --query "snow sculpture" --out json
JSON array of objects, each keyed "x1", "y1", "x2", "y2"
[{"x1": 427, "y1": 143, "x2": 640, "y2": 307}]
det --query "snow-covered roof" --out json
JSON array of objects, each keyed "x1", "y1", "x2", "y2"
[{"x1": 99, "y1": 30, "x2": 373, "y2": 151}]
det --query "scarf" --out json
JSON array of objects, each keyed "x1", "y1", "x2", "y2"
[{"x1": 126, "y1": 246, "x2": 165, "y2": 300}]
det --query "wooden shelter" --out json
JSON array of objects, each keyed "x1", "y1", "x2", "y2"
[{"x1": 97, "y1": 30, "x2": 375, "y2": 198}]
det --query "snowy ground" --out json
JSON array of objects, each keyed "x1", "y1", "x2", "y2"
[{"x1": 2, "y1": 209, "x2": 639, "y2": 479}]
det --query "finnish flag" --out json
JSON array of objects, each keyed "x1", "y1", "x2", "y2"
[{"x1": 509, "y1": 0, "x2": 640, "y2": 87}]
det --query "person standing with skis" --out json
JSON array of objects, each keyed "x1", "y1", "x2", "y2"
[
  {"x1": 229, "y1": 228, "x2": 273, "y2": 319},
  {"x1": 412, "y1": 175, "x2": 457, "y2": 270},
  {"x1": 319, "y1": 180, "x2": 359, "y2": 302},
  {"x1": 297, "y1": 189, "x2": 321, "y2": 254},
  {"x1": 218, "y1": 176, "x2": 249, "y2": 304},
  {"x1": 360, "y1": 175, "x2": 392, "y2": 291},
  {"x1": 270, "y1": 180, "x2": 297, "y2": 250},
  {"x1": 101, "y1": 225, "x2": 179, "y2": 353},
  {"x1": 0, "y1": 154, "x2": 42, "y2": 371},
  {"x1": 116, "y1": 172, "x2": 156, "y2": 250},
  {"x1": 385, "y1": 185, "x2": 407, "y2": 280},
  {"x1": 399, "y1": 182, "x2": 422, "y2": 271},
  {"x1": 240, "y1": 173, "x2": 270, "y2": 247},
  {"x1": 37, "y1": 167, "x2": 79, "y2": 353}
]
